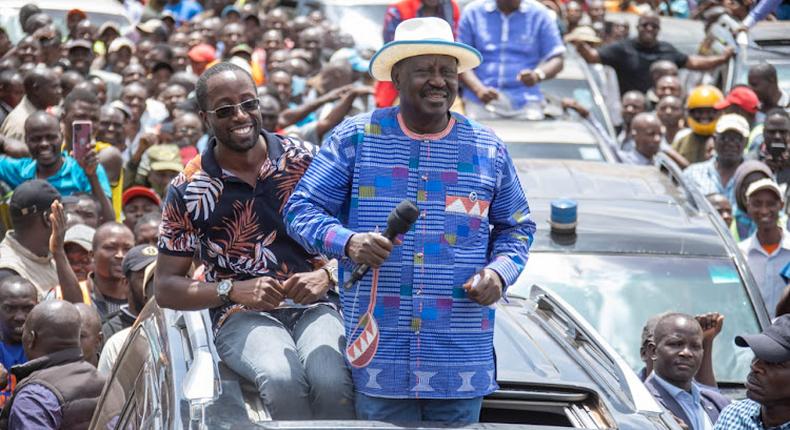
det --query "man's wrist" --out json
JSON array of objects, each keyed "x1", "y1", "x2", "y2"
[{"x1": 535, "y1": 68, "x2": 546, "y2": 82}]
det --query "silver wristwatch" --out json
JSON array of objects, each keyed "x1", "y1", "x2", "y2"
[{"x1": 217, "y1": 279, "x2": 233, "y2": 304}]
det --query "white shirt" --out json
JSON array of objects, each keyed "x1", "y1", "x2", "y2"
[
  {"x1": 97, "y1": 327, "x2": 132, "y2": 374},
  {"x1": 739, "y1": 228, "x2": 790, "y2": 318}
]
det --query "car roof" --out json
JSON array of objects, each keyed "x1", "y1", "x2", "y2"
[
  {"x1": 480, "y1": 119, "x2": 599, "y2": 145},
  {"x1": 515, "y1": 159, "x2": 730, "y2": 256},
  {"x1": 750, "y1": 21, "x2": 790, "y2": 46}
]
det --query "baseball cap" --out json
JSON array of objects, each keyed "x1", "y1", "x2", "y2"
[
  {"x1": 64, "y1": 224, "x2": 96, "y2": 252},
  {"x1": 98, "y1": 22, "x2": 120, "y2": 37},
  {"x1": 229, "y1": 43, "x2": 253, "y2": 57},
  {"x1": 9, "y1": 180, "x2": 61, "y2": 218},
  {"x1": 329, "y1": 48, "x2": 371, "y2": 73},
  {"x1": 746, "y1": 177, "x2": 784, "y2": 202},
  {"x1": 563, "y1": 25, "x2": 602, "y2": 45},
  {"x1": 136, "y1": 19, "x2": 165, "y2": 34},
  {"x1": 735, "y1": 314, "x2": 790, "y2": 363},
  {"x1": 715, "y1": 113, "x2": 750, "y2": 138},
  {"x1": 67, "y1": 9, "x2": 87, "y2": 21},
  {"x1": 714, "y1": 86, "x2": 760, "y2": 115},
  {"x1": 221, "y1": 5, "x2": 241, "y2": 18},
  {"x1": 108, "y1": 37, "x2": 135, "y2": 54},
  {"x1": 148, "y1": 145, "x2": 184, "y2": 173},
  {"x1": 122, "y1": 186, "x2": 161, "y2": 207},
  {"x1": 66, "y1": 39, "x2": 93, "y2": 51},
  {"x1": 122, "y1": 244, "x2": 159, "y2": 275},
  {"x1": 188, "y1": 44, "x2": 216, "y2": 63}
]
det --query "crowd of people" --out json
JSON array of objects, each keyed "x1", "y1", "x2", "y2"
[{"x1": 0, "y1": 0, "x2": 787, "y2": 429}]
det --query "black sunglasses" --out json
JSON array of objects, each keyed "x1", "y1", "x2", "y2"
[{"x1": 207, "y1": 99, "x2": 260, "y2": 119}]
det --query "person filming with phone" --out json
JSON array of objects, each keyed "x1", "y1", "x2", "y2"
[{"x1": 760, "y1": 110, "x2": 790, "y2": 196}]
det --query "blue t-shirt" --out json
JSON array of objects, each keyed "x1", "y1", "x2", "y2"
[
  {"x1": 0, "y1": 341, "x2": 26, "y2": 408},
  {"x1": 163, "y1": 0, "x2": 203, "y2": 23},
  {"x1": 0, "y1": 154, "x2": 111, "y2": 197}
]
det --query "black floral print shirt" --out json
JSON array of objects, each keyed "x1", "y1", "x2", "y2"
[{"x1": 158, "y1": 131, "x2": 324, "y2": 329}]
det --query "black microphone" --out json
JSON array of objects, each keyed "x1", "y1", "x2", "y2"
[{"x1": 343, "y1": 199, "x2": 420, "y2": 289}]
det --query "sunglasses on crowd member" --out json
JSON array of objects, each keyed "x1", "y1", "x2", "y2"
[
  {"x1": 206, "y1": 99, "x2": 260, "y2": 119},
  {"x1": 638, "y1": 22, "x2": 660, "y2": 30}
]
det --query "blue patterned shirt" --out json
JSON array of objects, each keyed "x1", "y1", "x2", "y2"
[
  {"x1": 714, "y1": 399, "x2": 790, "y2": 430},
  {"x1": 285, "y1": 107, "x2": 535, "y2": 399},
  {"x1": 682, "y1": 157, "x2": 737, "y2": 205}
]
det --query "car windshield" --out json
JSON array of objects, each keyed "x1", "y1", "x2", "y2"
[
  {"x1": 540, "y1": 78, "x2": 608, "y2": 128},
  {"x1": 511, "y1": 253, "x2": 760, "y2": 384},
  {"x1": 506, "y1": 142, "x2": 604, "y2": 161}
]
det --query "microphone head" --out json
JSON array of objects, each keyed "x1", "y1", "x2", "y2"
[{"x1": 386, "y1": 200, "x2": 419, "y2": 236}]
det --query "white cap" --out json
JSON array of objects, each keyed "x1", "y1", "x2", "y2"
[
  {"x1": 64, "y1": 224, "x2": 96, "y2": 252},
  {"x1": 715, "y1": 113, "x2": 750, "y2": 138},
  {"x1": 746, "y1": 177, "x2": 784, "y2": 203}
]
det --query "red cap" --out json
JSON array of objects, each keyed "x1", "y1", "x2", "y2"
[
  {"x1": 122, "y1": 186, "x2": 162, "y2": 207},
  {"x1": 188, "y1": 44, "x2": 216, "y2": 63},
  {"x1": 714, "y1": 86, "x2": 760, "y2": 114},
  {"x1": 68, "y1": 9, "x2": 87, "y2": 20}
]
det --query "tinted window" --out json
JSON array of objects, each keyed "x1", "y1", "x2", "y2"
[
  {"x1": 511, "y1": 253, "x2": 760, "y2": 384},
  {"x1": 506, "y1": 142, "x2": 604, "y2": 161},
  {"x1": 92, "y1": 326, "x2": 153, "y2": 428}
]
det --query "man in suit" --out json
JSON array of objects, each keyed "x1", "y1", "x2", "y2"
[{"x1": 644, "y1": 313, "x2": 730, "y2": 430}]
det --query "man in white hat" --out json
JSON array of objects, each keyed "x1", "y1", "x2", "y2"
[
  {"x1": 739, "y1": 178, "x2": 790, "y2": 318},
  {"x1": 683, "y1": 113, "x2": 751, "y2": 205},
  {"x1": 285, "y1": 17, "x2": 535, "y2": 423}
]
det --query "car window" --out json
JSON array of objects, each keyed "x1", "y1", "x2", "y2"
[
  {"x1": 511, "y1": 253, "x2": 760, "y2": 384},
  {"x1": 92, "y1": 325, "x2": 154, "y2": 429},
  {"x1": 540, "y1": 78, "x2": 607, "y2": 127},
  {"x1": 506, "y1": 142, "x2": 604, "y2": 161}
]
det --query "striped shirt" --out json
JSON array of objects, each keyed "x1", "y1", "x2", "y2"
[
  {"x1": 285, "y1": 106, "x2": 535, "y2": 399},
  {"x1": 714, "y1": 399, "x2": 790, "y2": 430}
]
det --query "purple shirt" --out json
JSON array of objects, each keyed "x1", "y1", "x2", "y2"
[{"x1": 8, "y1": 384, "x2": 61, "y2": 430}]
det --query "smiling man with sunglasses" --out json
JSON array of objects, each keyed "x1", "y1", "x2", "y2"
[
  {"x1": 572, "y1": 12, "x2": 735, "y2": 95},
  {"x1": 154, "y1": 62, "x2": 354, "y2": 420}
]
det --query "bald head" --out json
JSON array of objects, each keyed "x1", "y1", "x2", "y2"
[
  {"x1": 93, "y1": 222, "x2": 134, "y2": 251},
  {"x1": 0, "y1": 276, "x2": 37, "y2": 301},
  {"x1": 75, "y1": 303, "x2": 102, "y2": 366},
  {"x1": 23, "y1": 67, "x2": 61, "y2": 108},
  {"x1": 653, "y1": 313, "x2": 702, "y2": 345},
  {"x1": 23, "y1": 300, "x2": 82, "y2": 359},
  {"x1": 24, "y1": 110, "x2": 59, "y2": 138}
]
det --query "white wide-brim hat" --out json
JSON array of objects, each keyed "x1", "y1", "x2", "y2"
[{"x1": 369, "y1": 17, "x2": 482, "y2": 82}]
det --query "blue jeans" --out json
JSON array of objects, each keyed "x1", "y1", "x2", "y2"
[
  {"x1": 215, "y1": 305, "x2": 355, "y2": 420},
  {"x1": 355, "y1": 393, "x2": 483, "y2": 424}
]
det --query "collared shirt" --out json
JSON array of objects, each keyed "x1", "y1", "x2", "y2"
[
  {"x1": 714, "y1": 399, "x2": 790, "y2": 430},
  {"x1": 738, "y1": 228, "x2": 790, "y2": 318},
  {"x1": 158, "y1": 131, "x2": 325, "y2": 332},
  {"x1": 0, "y1": 231, "x2": 58, "y2": 298},
  {"x1": 0, "y1": 96, "x2": 36, "y2": 142},
  {"x1": 619, "y1": 148, "x2": 655, "y2": 166},
  {"x1": 285, "y1": 106, "x2": 535, "y2": 399},
  {"x1": 458, "y1": 0, "x2": 565, "y2": 108},
  {"x1": 653, "y1": 373, "x2": 714, "y2": 430},
  {"x1": 0, "y1": 153, "x2": 111, "y2": 197},
  {"x1": 683, "y1": 157, "x2": 737, "y2": 204},
  {"x1": 0, "y1": 100, "x2": 13, "y2": 127},
  {"x1": 0, "y1": 342, "x2": 25, "y2": 408},
  {"x1": 7, "y1": 383, "x2": 61, "y2": 429}
]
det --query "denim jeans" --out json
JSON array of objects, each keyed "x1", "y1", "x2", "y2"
[
  {"x1": 355, "y1": 393, "x2": 484, "y2": 424},
  {"x1": 215, "y1": 305, "x2": 355, "y2": 420}
]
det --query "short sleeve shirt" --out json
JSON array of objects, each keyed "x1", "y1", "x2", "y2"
[
  {"x1": 598, "y1": 38, "x2": 689, "y2": 95},
  {"x1": 158, "y1": 131, "x2": 324, "y2": 330}
]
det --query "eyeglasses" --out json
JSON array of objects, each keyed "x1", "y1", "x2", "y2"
[
  {"x1": 206, "y1": 99, "x2": 260, "y2": 119},
  {"x1": 638, "y1": 22, "x2": 659, "y2": 30}
]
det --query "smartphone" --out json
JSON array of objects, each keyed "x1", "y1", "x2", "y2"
[
  {"x1": 768, "y1": 141, "x2": 787, "y2": 160},
  {"x1": 72, "y1": 121, "x2": 92, "y2": 160}
]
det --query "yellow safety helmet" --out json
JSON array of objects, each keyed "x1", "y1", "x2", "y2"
[{"x1": 687, "y1": 85, "x2": 724, "y2": 136}]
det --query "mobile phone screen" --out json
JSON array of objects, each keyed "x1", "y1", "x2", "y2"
[{"x1": 72, "y1": 121, "x2": 92, "y2": 160}]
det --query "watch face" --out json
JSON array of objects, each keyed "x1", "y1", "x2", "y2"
[{"x1": 218, "y1": 280, "x2": 231, "y2": 295}]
